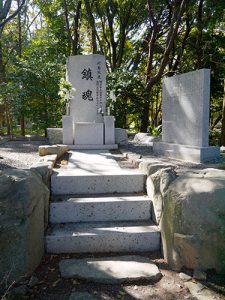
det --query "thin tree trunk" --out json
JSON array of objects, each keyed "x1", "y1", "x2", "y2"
[
  {"x1": 221, "y1": 79, "x2": 225, "y2": 146},
  {"x1": 17, "y1": 0, "x2": 25, "y2": 136},
  {"x1": 140, "y1": 100, "x2": 150, "y2": 132},
  {"x1": 84, "y1": 0, "x2": 97, "y2": 53},
  {"x1": 72, "y1": 0, "x2": 81, "y2": 55},
  {"x1": 0, "y1": 27, "x2": 6, "y2": 84}
]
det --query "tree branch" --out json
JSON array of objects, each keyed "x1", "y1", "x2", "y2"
[{"x1": 0, "y1": 0, "x2": 26, "y2": 28}]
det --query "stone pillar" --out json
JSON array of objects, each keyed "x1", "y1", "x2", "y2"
[
  {"x1": 62, "y1": 116, "x2": 74, "y2": 145},
  {"x1": 104, "y1": 116, "x2": 115, "y2": 144}
]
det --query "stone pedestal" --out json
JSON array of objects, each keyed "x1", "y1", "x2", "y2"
[
  {"x1": 104, "y1": 116, "x2": 115, "y2": 145},
  {"x1": 63, "y1": 116, "x2": 74, "y2": 145},
  {"x1": 153, "y1": 142, "x2": 220, "y2": 163},
  {"x1": 74, "y1": 122, "x2": 104, "y2": 145}
]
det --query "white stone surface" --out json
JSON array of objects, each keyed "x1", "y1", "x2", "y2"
[
  {"x1": 162, "y1": 69, "x2": 210, "y2": 147},
  {"x1": 74, "y1": 122, "x2": 103, "y2": 145},
  {"x1": 154, "y1": 69, "x2": 220, "y2": 162},
  {"x1": 69, "y1": 144, "x2": 118, "y2": 150},
  {"x1": 153, "y1": 142, "x2": 220, "y2": 163},
  {"x1": 50, "y1": 195, "x2": 151, "y2": 223},
  {"x1": 59, "y1": 256, "x2": 161, "y2": 283},
  {"x1": 51, "y1": 150, "x2": 146, "y2": 194},
  {"x1": 67, "y1": 55, "x2": 106, "y2": 123},
  {"x1": 46, "y1": 221, "x2": 160, "y2": 253},
  {"x1": 62, "y1": 116, "x2": 74, "y2": 145},
  {"x1": 104, "y1": 116, "x2": 115, "y2": 144}
]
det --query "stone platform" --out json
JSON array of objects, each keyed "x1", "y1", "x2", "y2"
[
  {"x1": 51, "y1": 150, "x2": 146, "y2": 194},
  {"x1": 153, "y1": 142, "x2": 220, "y2": 163}
]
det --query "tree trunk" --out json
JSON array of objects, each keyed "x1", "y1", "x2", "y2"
[
  {"x1": 84, "y1": 0, "x2": 98, "y2": 53},
  {"x1": 17, "y1": 0, "x2": 25, "y2": 136},
  {"x1": 140, "y1": 101, "x2": 150, "y2": 132},
  {"x1": 0, "y1": 27, "x2": 6, "y2": 84},
  {"x1": 221, "y1": 79, "x2": 225, "y2": 146},
  {"x1": 72, "y1": 0, "x2": 81, "y2": 55}
]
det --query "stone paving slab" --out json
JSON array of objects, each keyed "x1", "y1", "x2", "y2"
[{"x1": 59, "y1": 255, "x2": 162, "y2": 284}]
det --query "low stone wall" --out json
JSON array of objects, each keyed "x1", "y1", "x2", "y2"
[
  {"x1": 123, "y1": 150, "x2": 225, "y2": 274},
  {"x1": 0, "y1": 169, "x2": 50, "y2": 291}
]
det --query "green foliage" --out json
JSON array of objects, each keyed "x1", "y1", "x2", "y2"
[
  {"x1": 0, "y1": 0, "x2": 224, "y2": 137},
  {"x1": 107, "y1": 69, "x2": 147, "y2": 129}
]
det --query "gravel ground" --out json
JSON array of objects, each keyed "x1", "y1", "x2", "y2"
[{"x1": 0, "y1": 140, "x2": 48, "y2": 170}]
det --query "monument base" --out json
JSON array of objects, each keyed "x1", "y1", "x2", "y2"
[
  {"x1": 68, "y1": 144, "x2": 118, "y2": 150},
  {"x1": 74, "y1": 122, "x2": 104, "y2": 145},
  {"x1": 153, "y1": 142, "x2": 220, "y2": 163}
]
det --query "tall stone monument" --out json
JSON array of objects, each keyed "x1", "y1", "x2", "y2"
[
  {"x1": 62, "y1": 55, "x2": 116, "y2": 149},
  {"x1": 153, "y1": 69, "x2": 220, "y2": 163}
]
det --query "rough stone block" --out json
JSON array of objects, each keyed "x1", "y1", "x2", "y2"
[
  {"x1": 161, "y1": 168, "x2": 225, "y2": 273},
  {"x1": 0, "y1": 169, "x2": 49, "y2": 289},
  {"x1": 59, "y1": 256, "x2": 161, "y2": 284},
  {"x1": 39, "y1": 145, "x2": 69, "y2": 159},
  {"x1": 47, "y1": 128, "x2": 63, "y2": 144},
  {"x1": 115, "y1": 128, "x2": 128, "y2": 145}
]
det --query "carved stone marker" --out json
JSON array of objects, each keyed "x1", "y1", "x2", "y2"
[
  {"x1": 67, "y1": 55, "x2": 106, "y2": 123},
  {"x1": 63, "y1": 54, "x2": 116, "y2": 148},
  {"x1": 153, "y1": 69, "x2": 220, "y2": 163}
]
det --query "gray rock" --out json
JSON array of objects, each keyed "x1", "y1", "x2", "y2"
[
  {"x1": 193, "y1": 269, "x2": 207, "y2": 281},
  {"x1": 59, "y1": 255, "x2": 162, "y2": 284},
  {"x1": 179, "y1": 272, "x2": 192, "y2": 282},
  {"x1": 133, "y1": 133, "x2": 161, "y2": 144},
  {"x1": 39, "y1": 145, "x2": 69, "y2": 158},
  {"x1": 147, "y1": 163, "x2": 175, "y2": 176},
  {"x1": 30, "y1": 162, "x2": 53, "y2": 189},
  {"x1": 9, "y1": 285, "x2": 27, "y2": 297},
  {"x1": 69, "y1": 292, "x2": 98, "y2": 300},
  {"x1": 161, "y1": 168, "x2": 225, "y2": 273},
  {"x1": 0, "y1": 169, "x2": 49, "y2": 289},
  {"x1": 28, "y1": 275, "x2": 39, "y2": 287},
  {"x1": 47, "y1": 128, "x2": 63, "y2": 144},
  {"x1": 160, "y1": 167, "x2": 177, "y2": 196},
  {"x1": 115, "y1": 128, "x2": 128, "y2": 145},
  {"x1": 147, "y1": 167, "x2": 177, "y2": 224},
  {"x1": 185, "y1": 282, "x2": 219, "y2": 300},
  {"x1": 139, "y1": 159, "x2": 162, "y2": 174}
]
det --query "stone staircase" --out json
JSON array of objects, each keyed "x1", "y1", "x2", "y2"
[{"x1": 45, "y1": 150, "x2": 161, "y2": 254}]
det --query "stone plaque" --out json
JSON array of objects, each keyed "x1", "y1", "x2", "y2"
[
  {"x1": 67, "y1": 55, "x2": 106, "y2": 123},
  {"x1": 162, "y1": 69, "x2": 210, "y2": 147}
]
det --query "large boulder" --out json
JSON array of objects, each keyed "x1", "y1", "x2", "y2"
[
  {"x1": 161, "y1": 168, "x2": 225, "y2": 273},
  {"x1": 146, "y1": 167, "x2": 177, "y2": 224},
  {"x1": 0, "y1": 169, "x2": 49, "y2": 290}
]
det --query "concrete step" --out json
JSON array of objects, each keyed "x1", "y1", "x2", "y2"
[
  {"x1": 45, "y1": 221, "x2": 160, "y2": 253},
  {"x1": 50, "y1": 195, "x2": 152, "y2": 223},
  {"x1": 59, "y1": 255, "x2": 162, "y2": 284},
  {"x1": 51, "y1": 172, "x2": 146, "y2": 195}
]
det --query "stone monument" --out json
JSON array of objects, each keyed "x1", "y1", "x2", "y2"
[
  {"x1": 62, "y1": 54, "x2": 117, "y2": 149},
  {"x1": 153, "y1": 69, "x2": 220, "y2": 163}
]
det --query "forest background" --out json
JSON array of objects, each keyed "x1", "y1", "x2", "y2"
[{"x1": 0, "y1": 0, "x2": 224, "y2": 144}]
